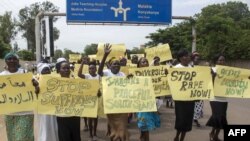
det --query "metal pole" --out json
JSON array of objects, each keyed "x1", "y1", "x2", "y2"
[
  {"x1": 172, "y1": 16, "x2": 196, "y2": 53},
  {"x1": 35, "y1": 12, "x2": 66, "y2": 63},
  {"x1": 192, "y1": 25, "x2": 196, "y2": 52},
  {"x1": 35, "y1": 12, "x2": 43, "y2": 63}
]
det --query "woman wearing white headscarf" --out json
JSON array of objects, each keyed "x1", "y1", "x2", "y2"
[{"x1": 36, "y1": 63, "x2": 59, "y2": 141}]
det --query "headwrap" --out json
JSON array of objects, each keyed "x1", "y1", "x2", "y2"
[
  {"x1": 191, "y1": 51, "x2": 200, "y2": 60},
  {"x1": 4, "y1": 52, "x2": 19, "y2": 61},
  {"x1": 37, "y1": 63, "x2": 50, "y2": 74},
  {"x1": 56, "y1": 57, "x2": 67, "y2": 64},
  {"x1": 108, "y1": 57, "x2": 119, "y2": 65}
]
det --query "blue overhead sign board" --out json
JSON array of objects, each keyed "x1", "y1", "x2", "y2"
[{"x1": 67, "y1": 0, "x2": 172, "y2": 25}]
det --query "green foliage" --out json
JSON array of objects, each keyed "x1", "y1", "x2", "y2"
[
  {"x1": 63, "y1": 48, "x2": 79, "y2": 60},
  {"x1": 146, "y1": 1, "x2": 250, "y2": 60},
  {"x1": 126, "y1": 47, "x2": 145, "y2": 59},
  {"x1": 84, "y1": 44, "x2": 98, "y2": 56},
  {"x1": 0, "y1": 37, "x2": 11, "y2": 58},
  {"x1": 18, "y1": 1, "x2": 59, "y2": 54},
  {"x1": 53, "y1": 49, "x2": 63, "y2": 62},
  {"x1": 0, "y1": 12, "x2": 17, "y2": 44},
  {"x1": 0, "y1": 12, "x2": 16, "y2": 58},
  {"x1": 17, "y1": 50, "x2": 35, "y2": 61}
]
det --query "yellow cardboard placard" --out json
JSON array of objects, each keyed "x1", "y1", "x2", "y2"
[
  {"x1": 74, "y1": 64, "x2": 89, "y2": 78},
  {"x1": 88, "y1": 54, "x2": 97, "y2": 61},
  {"x1": 69, "y1": 54, "x2": 81, "y2": 63},
  {"x1": 145, "y1": 44, "x2": 172, "y2": 63},
  {"x1": 96, "y1": 43, "x2": 126, "y2": 61},
  {"x1": 214, "y1": 65, "x2": 250, "y2": 98},
  {"x1": 0, "y1": 73, "x2": 36, "y2": 114},
  {"x1": 120, "y1": 66, "x2": 136, "y2": 76},
  {"x1": 37, "y1": 75, "x2": 99, "y2": 117},
  {"x1": 168, "y1": 66, "x2": 214, "y2": 101},
  {"x1": 129, "y1": 66, "x2": 171, "y2": 96},
  {"x1": 102, "y1": 77, "x2": 157, "y2": 114}
]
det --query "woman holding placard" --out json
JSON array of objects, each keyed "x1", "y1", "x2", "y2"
[
  {"x1": 173, "y1": 49, "x2": 195, "y2": 141},
  {"x1": 206, "y1": 54, "x2": 227, "y2": 141},
  {"x1": 98, "y1": 43, "x2": 129, "y2": 141},
  {"x1": 0, "y1": 52, "x2": 39, "y2": 141},
  {"x1": 136, "y1": 57, "x2": 161, "y2": 141}
]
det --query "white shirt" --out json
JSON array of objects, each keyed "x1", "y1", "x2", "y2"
[
  {"x1": 174, "y1": 63, "x2": 192, "y2": 68},
  {"x1": 103, "y1": 69, "x2": 125, "y2": 77},
  {"x1": 85, "y1": 74, "x2": 100, "y2": 80}
]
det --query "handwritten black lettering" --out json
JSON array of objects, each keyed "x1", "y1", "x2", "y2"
[
  {"x1": 190, "y1": 89, "x2": 211, "y2": 98},
  {"x1": 171, "y1": 71, "x2": 197, "y2": 81},
  {"x1": 180, "y1": 81, "x2": 203, "y2": 91},
  {"x1": 46, "y1": 78, "x2": 91, "y2": 93}
]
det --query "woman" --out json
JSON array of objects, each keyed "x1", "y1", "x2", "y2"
[
  {"x1": 78, "y1": 59, "x2": 100, "y2": 141},
  {"x1": 0, "y1": 52, "x2": 38, "y2": 141},
  {"x1": 206, "y1": 54, "x2": 227, "y2": 141},
  {"x1": 98, "y1": 43, "x2": 129, "y2": 141},
  {"x1": 136, "y1": 57, "x2": 161, "y2": 141},
  {"x1": 36, "y1": 63, "x2": 59, "y2": 141},
  {"x1": 57, "y1": 61, "x2": 81, "y2": 141},
  {"x1": 173, "y1": 49, "x2": 195, "y2": 141},
  {"x1": 191, "y1": 52, "x2": 203, "y2": 127}
]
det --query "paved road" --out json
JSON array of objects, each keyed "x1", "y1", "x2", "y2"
[{"x1": 1, "y1": 98, "x2": 250, "y2": 141}]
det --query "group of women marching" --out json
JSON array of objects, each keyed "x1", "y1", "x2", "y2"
[{"x1": 1, "y1": 45, "x2": 228, "y2": 141}]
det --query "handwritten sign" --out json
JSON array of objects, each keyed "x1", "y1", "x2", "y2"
[
  {"x1": 129, "y1": 66, "x2": 171, "y2": 96},
  {"x1": 145, "y1": 44, "x2": 172, "y2": 63},
  {"x1": 0, "y1": 73, "x2": 36, "y2": 114},
  {"x1": 88, "y1": 54, "x2": 97, "y2": 61},
  {"x1": 102, "y1": 77, "x2": 157, "y2": 114},
  {"x1": 168, "y1": 66, "x2": 214, "y2": 101},
  {"x1": 69, "y1": 54, "x2": 81, "y2": 63},
  {"x1": 38, "y1": 75, "x2": 99, "y2": 117},
  {"x1": 96, "y1": 43, "x2": 126, "y2": 61},
  {"x1": 120, "y1": 66, "x2": 136, "y2": 76},
  {"x1": 214, "y1": 65, "x2": 250, "y2": 98},
  {"x1": 74, "y1": 64, "x2": 89, "y2": 78}
]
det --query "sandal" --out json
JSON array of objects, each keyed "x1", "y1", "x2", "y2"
[{"x1": 209, "y1": 133, "x2": 214, "y2": 141}]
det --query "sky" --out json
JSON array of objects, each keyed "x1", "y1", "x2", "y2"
[{"x1": 0, "y1": 0, "x2": 249, "y2": 53}]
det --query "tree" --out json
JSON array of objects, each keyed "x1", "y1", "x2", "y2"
[
  {"x1": 53, "y1": 49, "x2": 63, "y2": 61},
  {"x1": 195, "y1": 1, "x2": 250, "y2": 59},
  {"x1": 126, "y1": 47, "x2": 145, "y2": 59},
  {"x1": 0, "y1": 12, "x2": 16, "y2": 58},
  {"x1": 17, "y1": 49, "x2": 35, "y2": 61},
  {"x1": 146, "y1": 21, "x2": 192, "y2": 58},
  {"x1": 84, "y1": 43, "x2": 98, "y2": 56},
  {"x1": 0, "y1": 37, "x2": 11, "y2": 58},
  {"x1": 146, "y1": 1, "x2": 250, "y2": 60},
  {"x1": 63, "y1": 48, "x2": 78, "y2": 60},
  {"x1": 18, "y1": 1, "x2": 59, "y2": 54}
]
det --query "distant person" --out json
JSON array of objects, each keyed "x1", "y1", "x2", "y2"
[
  {"x1": 36, "y1": 63, "x2": 59, "y2": 141},
  {"x1": 206, "y1": 54, "x2": 227, "y2": 141},
  {"x1": 191, "y1": 52, "x2": 203, "y2": 127},
  {"x1": 78, "y1": 59, "x2": 100, "y2": 141},
  {"x1": 119, "y1": 56, "x2": 127, "y2": 66},
  {"x1": 136, "y1": 57, "x2": 161, "y2": 141},
  {"x1": 131, "y1": 55, "x2": 139, "y2": 64}
]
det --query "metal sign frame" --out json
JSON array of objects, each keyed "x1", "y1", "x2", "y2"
[{"x1": 66, "y1": 0, "x2": 172, "y2": 25}]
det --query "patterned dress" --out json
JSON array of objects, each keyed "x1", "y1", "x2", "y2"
[{"x1": 0, "y1": 69, "x2": 34, "y2": 141}]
